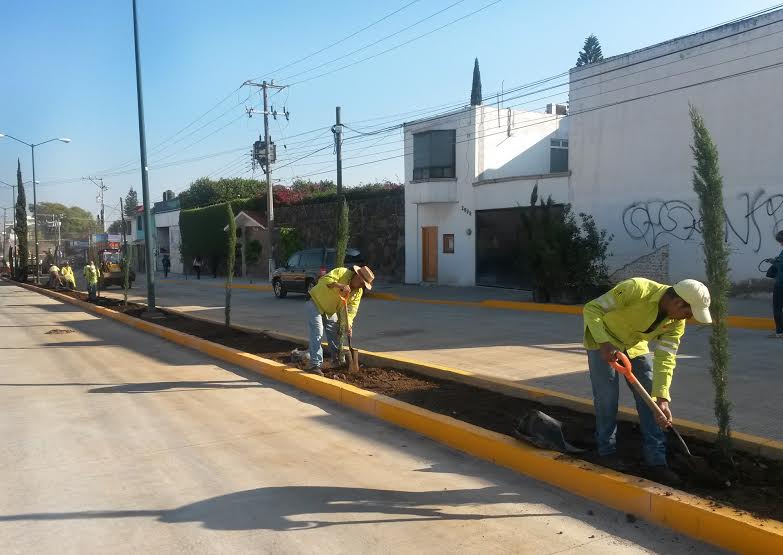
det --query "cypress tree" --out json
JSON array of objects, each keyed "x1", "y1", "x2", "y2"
[
  {"x1": 470, "y1": 58, "x2": 482, "y2": 106},
  {"x1": 14, "y1": 159, "x2": 28, "y2": 282},
  {"x1": 690, "y1": 104, "x2": 732, "y2": 456}
]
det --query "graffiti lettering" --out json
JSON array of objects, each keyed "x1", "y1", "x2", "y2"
[{"x1": 622, "y1": 190, "x2": 783, "y2": 253}]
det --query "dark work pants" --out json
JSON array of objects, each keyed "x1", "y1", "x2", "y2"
[{"x1": 774, "y1": 286, "x2": 783, "y2": 334}]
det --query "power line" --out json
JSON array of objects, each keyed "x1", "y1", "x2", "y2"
[
  {"x1": 281, "y1": 0, "x2": 467, "y2": 82},
  {"x1": 250, "y1": 0, "x2": 422, "y2": 82},
  {"x1": 290, "y1": 0, "x2": 503, "y2": 86}
]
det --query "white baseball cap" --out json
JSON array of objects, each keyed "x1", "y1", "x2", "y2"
[{"x1": 673, "y1": 279, "x2": 712, "y2": 324}]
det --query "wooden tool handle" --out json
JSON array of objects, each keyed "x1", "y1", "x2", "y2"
[{"x1": 610, "y1": 352, "x2": 669, "y2": 423}]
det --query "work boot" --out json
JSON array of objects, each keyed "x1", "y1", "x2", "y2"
[
  {"x1": 646, "y1": 465, "x2": 682, "y2": 487},
  {"x1": 306, "y1": 366, "x2": 324, "y2": 377},
  {"x1": 597, "y1": 454, "x2": 628, "y2": 473}
]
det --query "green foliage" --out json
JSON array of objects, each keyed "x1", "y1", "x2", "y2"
[
  {"x1": 335, "y1": 199, "x2": 350, "y2": 268},
  {"x1": 471, "y1": 57, "x2": 482, "y2": 106},
  {"x1": 179, "y1": 177, "x2": 263, "y2": 210},
  {"x1": 576, "y1": 34, "x2": 604, "y2": 67},
  {"x1": 521, "y1": 184, "x2": 612, "y2": 302},
  {"x1": 179, "y1": 198, "x2": 255, "y2": 267},
  {"x1": 245, "y1": 239, "x2": 262, "y2": 267},
  {"x1": 14, "y1": 160, "x2": 28, "y2": 281},
  {"x1": 278, "y1": 227, "x2": 303, "y2": 264},
  {"x1": 107, "y1": 220, "x2": 125, "y2": 234},
  {"x1": 690, "y1": 104, "x2": 732, "y2": 455},
  {"x1": 225, "y1": 203, "x2": 237, "y2": 327},
  {"x1": 35, "y1": 202, "x2": 96, "y2": 240},
  {"x1": 124, "y1": 188, "x2": 139, "y2": 219}
]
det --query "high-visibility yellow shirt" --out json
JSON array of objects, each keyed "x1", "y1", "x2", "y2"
[
  {"x1": 62, "y1": 267, "x2": 75, "y2": 284},
  {"x1": 83, "y1": 264, "x2": 99, "y2": 285},
  {"x1": 583, "y1": 278, "x2": 686, "y2": 401},
  {"x1": 309, "y1": 267, "x2": 363, "y2": 328}
]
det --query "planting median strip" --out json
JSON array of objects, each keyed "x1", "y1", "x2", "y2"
[
  {"x1": 15, "y1": 281, "x2": 783, "y2": 555},
  {"x1": 156, "y1": 278, "x2": 775, "y2": 330}
]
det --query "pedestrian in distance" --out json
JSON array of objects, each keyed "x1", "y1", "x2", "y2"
[
  {"x1": 162, "y1": 254, "x2": 171, "y2": 278},
  {"x1": 766, "y1": 230, "x2": 783, "y2": 338},
  {"x1": 583, "y1": 277, "x2": 712, "y2": 486},
  {"x1": 83, "y1": 260, "x2": 99, "y2": 301},
  {"x1": 192, "y1": 255, "x2": 202, "y2": 280},
  {"x1": 305, "y1": 265, "x2": 375, "y2": 376}
]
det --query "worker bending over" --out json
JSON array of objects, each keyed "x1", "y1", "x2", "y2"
[
  {"x1": 583, "y1": 277, "x2": 712, "y2": 484},
  {"x1": 305, "y1": 265, "x2": 375, "y2": 375}
]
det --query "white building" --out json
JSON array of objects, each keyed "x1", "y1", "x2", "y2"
[
  {"x1": 404, "y1": 105, "x2": 569, "y2": 287},
  {"x1": 129, "y1": 192, "x2": 183, "y2": 275},
  {"x1": 569, "y1": 8, "x2": 783, "y2": 283}
]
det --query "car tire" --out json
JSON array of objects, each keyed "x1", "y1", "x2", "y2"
[
  {"x1": 305, "y1": 279, "x2": 315, "y2": 299},
  {"x1": 273, "y1": 278, "x2": 287, "y2": 298}
]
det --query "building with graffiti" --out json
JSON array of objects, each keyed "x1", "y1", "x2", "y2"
[{"x1": 568, "y1": 8, "x2": 783, "y2": 283}]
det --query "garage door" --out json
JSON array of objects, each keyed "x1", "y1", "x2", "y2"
[{"x1": 475, "y1": 207, "x2": 533, "y2": 290}]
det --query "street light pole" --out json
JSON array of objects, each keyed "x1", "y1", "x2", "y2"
[
  {"x1": 0, "y1": 134, "x2": 70, "y2": 282},
  {"x1": 131, "y1": 0, "x2": 156, "y2": 311}
]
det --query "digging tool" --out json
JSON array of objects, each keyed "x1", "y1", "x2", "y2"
[
  {"x1": 609, "y1": 352, "x2": 724, "y2": 487},
  {"x1": 340, "y1": 293, "x2": 360, "y2": 372}
]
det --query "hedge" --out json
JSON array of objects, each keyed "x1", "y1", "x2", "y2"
[{"x1": 179, "y1": 198, "x2": 255, "y2": 262}]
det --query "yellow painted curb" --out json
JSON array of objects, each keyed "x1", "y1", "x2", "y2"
[
  {"x1": 15, "y1": 280, "x2": 783, "y2": 554},
  {"x1": 365, "y1": 292, "x2": 774, "y2": 330}
]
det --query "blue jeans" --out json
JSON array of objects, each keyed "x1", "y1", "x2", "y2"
[
  {"x1": 587, "y1": 350, "x2": 666, "y2": 466},
  {"x1": 87, "y1": 283, "x2": 97, "y2": 301},
  {"x1": 307, "y1": 300, "x2": 339, "y2": 369}
]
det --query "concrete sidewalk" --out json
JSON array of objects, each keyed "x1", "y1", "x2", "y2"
[{"x1": 0, "y1": 281, "x2": 720, "y2": 554}]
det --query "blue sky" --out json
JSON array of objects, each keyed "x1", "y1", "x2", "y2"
[{"x1": 0, "y1": 0, "x2": 776, "y2": 223}]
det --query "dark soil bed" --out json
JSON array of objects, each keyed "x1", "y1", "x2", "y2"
[{"x1": 38, "y1": 283, "x2": 783, "y2": 522}]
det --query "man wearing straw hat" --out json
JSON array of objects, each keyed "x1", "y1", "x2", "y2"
[{"x1": 305, "y1": 264, "x2": 375, "y2": 376}]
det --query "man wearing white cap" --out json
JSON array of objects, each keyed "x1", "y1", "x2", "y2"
[
  {"x1": 305, "y1": 264, "x2": 375, "y2": 376},
  {"x1": 583, "y1": 277, "x2": 712, "y2": 484}
]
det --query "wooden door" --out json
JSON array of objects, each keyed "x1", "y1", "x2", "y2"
[{"x1": 422, "y1": 226, "x2": 438, "y2": 282}]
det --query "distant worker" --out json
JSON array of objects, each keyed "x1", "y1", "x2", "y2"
[
  {"x1": 47, "y1": 263, "x2": 62, "y2": 288},
  {"x1": 162, "y1": 254, "x2": 171, "y2": 278},
  {"x1": 583, "y1": 277, "x2": 712, "y2": 485},
  {"x1": 305, "y1": 265, "x2": 375, "y2": 376},
  {"x1": 83, "y1": 260, "x2": 99, "y2": 301},
  {"x1": 766, "y1": 230, "x2": 783, "y2": 338},
  {"x1": 192, "y1": 255, "x2": 202, "y2": 280},
  {"x1": 61, "y1": 261, "x2": 76, "y2": 290}
]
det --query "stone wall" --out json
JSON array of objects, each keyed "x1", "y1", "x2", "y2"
[
  {"x1": 609, "y1": 244, "x2": 670, "y2": 284},
  {"x1": 275, "y1": 193, "x2": 405, "y2": 282}
]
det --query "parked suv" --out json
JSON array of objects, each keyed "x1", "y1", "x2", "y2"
[{"x1": 272, "y1": 247, "x2": 363, "y2": 298}]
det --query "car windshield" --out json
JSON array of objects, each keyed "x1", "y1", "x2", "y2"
[{"x1": 102, "y1": 252, "x2": 121, "y2": 264}]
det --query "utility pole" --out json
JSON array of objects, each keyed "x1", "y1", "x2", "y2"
[
  {"x1": 131, "y1": 0, "x2": 156, "y2": 311},
  {"x1": 334, "y1": 106, "x2": 343, "y2": 197},
  {"x1": 244, "y1": 80, "x2": 288, "y2": 280},
  {"x1": 2, "y1": 207, "x2": 7, "y2": 258},
  {"x1": 83, "y1": 176, "x2": 108, "y2": 232}
]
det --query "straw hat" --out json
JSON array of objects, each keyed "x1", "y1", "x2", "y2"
[{"x1": 352, "y1": 265, "x2": 375, "y2": 290}]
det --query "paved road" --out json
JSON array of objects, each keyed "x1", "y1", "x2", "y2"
[
  {"x1": 0, "y1": 281, "x2": 723, "y2": 554},
  {"x1": 101, "y1": 276, "x2": 782, "y2": 440}
]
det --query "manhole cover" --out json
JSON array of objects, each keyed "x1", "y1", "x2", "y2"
[{"x1": 45, "y1": 329, "x2": 76, "y2": 335}]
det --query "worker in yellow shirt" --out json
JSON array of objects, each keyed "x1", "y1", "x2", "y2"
[
  {"x1": 583, "y1": 277, "x2": 712, "y2": 485},
  {"x1": 305, "y1": 265, "x2": 375, "y2": 375},
  {"x1": 61, "y1": 261, "x2": 76, "y2": 289}
]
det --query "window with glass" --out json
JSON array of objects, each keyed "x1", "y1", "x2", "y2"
[
  {"x1": 550, "y1": 138, "x2": 569, "y2": 173},
  {"x1": 413, "y1": 130, "x2": 456, "y2": 180}
]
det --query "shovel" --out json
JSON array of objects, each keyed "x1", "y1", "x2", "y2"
[
  {"x1": 610, "y1": 352, "x2": 724, "y2": 487},
  {"x1": 340, "y1": 294, "x2": 360, "y2": 373}
]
